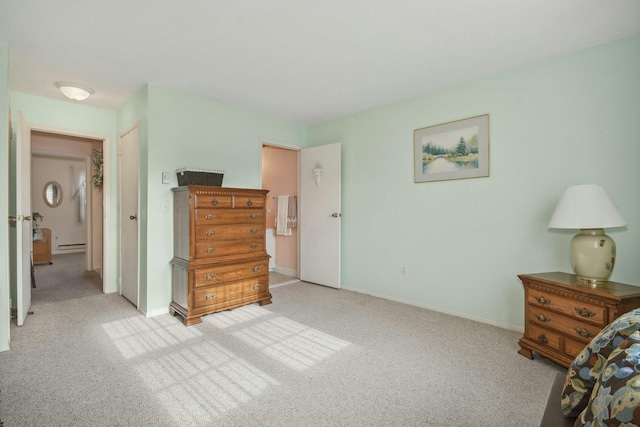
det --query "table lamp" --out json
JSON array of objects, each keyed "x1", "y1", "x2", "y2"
[{"x1": 548, "y1": 184, "x2": 626, "y2": 284}]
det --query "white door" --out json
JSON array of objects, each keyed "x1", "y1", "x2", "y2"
[
  {"x1": 299, "y1": 143, "x2": 341, "y2": 288},
  {"x1": 15, "y1": 112, "x2": 32, "y2": 325},
  {"x1": 119, "y1": 125, "x2": 139, "y2": 306}
]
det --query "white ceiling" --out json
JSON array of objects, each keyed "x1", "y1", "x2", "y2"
[{"x1": 2, "y1": 0, "x2": 639, "y2": 125}]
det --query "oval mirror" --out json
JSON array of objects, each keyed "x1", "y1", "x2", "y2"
[{"x1": 43, "y1": 181, "x2": 63, "y2": 208}]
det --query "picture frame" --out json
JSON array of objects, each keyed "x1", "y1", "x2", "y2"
[{"x1": 414, "y1": 114, "x2": 489, "y2": 183}]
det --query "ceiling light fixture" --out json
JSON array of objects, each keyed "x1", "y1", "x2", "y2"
[{"x1": 55, "y1": 82, "x2": 94, "y2": 101}]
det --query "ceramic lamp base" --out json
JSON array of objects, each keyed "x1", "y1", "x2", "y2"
[{"x1": 570, "y1": 228, "x2": 616, "y2": 284}]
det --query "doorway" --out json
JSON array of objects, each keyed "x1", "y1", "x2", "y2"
[
  {"x1": 261, "y1": 143, "x2": 299, "y2": 285},
  {"x1": 31, "y1": 131, "x2": 104, "y2": 284},
  {"x1": 261, "y1": 142, "x2": 343, "y2": 288},
  {"x1": 12, "y1": 115, "x2": 113, "y2": 331}
]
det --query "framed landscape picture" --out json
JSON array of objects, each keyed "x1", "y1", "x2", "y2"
[{"x1": 414, "y1": 114, "x2": 489, "y2": 183}]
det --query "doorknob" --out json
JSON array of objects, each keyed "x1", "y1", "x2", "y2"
[
  {"x1": 129, "y1": 215, "x2": 137, "y2": 220},
  {"x1": 23, "y1": 215, "x2": 31, "y2": 221},
  {"x1": 331, "y1": 213, "x2": 341, "y2": 218},
  {"x1": 8, "y1": 216, "x2": 17, "y2": 223}
]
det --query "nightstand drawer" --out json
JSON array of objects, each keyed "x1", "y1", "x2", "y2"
[
  {"x1": 565, "y1": 338, "x2": 587, "y2": 358},
  {"x1": 528, "y1": 306, "x2": 600, "y2": 343},
  {"x1": 528, "y1": 289, "x2": 607, "y2": 325},
  {"x1": 526, "y1": 323, "x2": 562, "y2": 352}
]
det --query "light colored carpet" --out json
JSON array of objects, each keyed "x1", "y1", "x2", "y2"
[
  {"x1": 0, "y1": 253, "x2": 563, "y2": 426},
  {"x1": 269, "y1": 271, "x2": 298, "y2": 287}
]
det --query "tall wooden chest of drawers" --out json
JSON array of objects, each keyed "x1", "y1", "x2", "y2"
[
  {"x1": 518, "y1": 272, "x2": 640, "y2": 368},
  {"x1": 170, "y1": 186, "x2": 272, "y2": 326}
]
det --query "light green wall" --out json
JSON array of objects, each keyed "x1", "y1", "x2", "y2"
[
  {"x1": 142, "y1": 84, "x2": 307, "y2": 314},
  {"x1": 308, "y1": 34, "x2": 640, "y2": 330},
  {"x1": 0, "y1": 42, "x2": 10, "y2": 351},
  {"x1": 10, "y1": 92, "x2": 117, "y2": 136}
]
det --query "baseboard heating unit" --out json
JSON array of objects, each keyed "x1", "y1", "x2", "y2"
[{"x1": 58, "y1": 243, "x2": 86, "y2": 251}]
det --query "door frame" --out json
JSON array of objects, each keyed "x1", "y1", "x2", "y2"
[
  {"x1": 260, "y1": 138, "x2": 302, "y2": 276},
  {"x1": 25, "y1": 123, "x2": 112, "y2": 293}
]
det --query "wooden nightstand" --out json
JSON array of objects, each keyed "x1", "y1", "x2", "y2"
[
  {"x1": 518, "y1": 272, "x2": 640, "y2": 368},
  {"x1": 33, "y1": 227, "x2": 52, "y2": 265}
]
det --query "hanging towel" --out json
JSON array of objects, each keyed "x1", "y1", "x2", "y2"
[
  {"x1": 287, "y1": 195, "x2": 297, "y2": 229},
  {"x1": 276, "y1": 195, "x2": 291, "y2": 236}
]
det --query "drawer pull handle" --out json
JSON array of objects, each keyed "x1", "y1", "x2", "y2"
[
  {"x1": 205, "y1": 230, "x2": 215, "y2": 237},
  {"x1": 211, "y1": 199, "x2": 218, "y2": 206},
  {"x1": 204, "y1": 293, "x2": 216, "y2": 300},
  {"x1": 537, "y1": 334, "x2": 547, "y2": 344},
  {"x1": 250, "y1": 229, "x2": 258, "y2": 234},
  {"x1": 536, "y1": 296, "x2": 550, "y2": 305},
  {"x1": 252, "y1": 266, "x2": 262, "y2": 272},
  {"x1": 252, "y1": 284, "x2": 260, "y2": 290},
  {"x1": 575, "y1": 308, "x2": 595, "y2": 318},
  {"x1": 536, "y1": 314, "x2": 549, "y2": 323},
  {"x1": 246, "y1": 199, "x2": 253, "y2": 206},
  {"x1": 575, "y1": 328, "x2": 594, "y2": 339},
  {"x1": 250, "y1": 243, "x2": 258, "y2": 249},
  {"x1": 205, "y1": 214, "x2": 215, "y2": 220},
  {"x1": 204, "y1": 273, "x2": 216, "y2": 280},
  {"x1": 205, "y1": 247, "x2": 215, "y2": 254},
  {"x1": 250, "y1": 214, "x2": 258, "y2": 219}
]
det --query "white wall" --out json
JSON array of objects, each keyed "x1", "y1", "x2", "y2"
[
  {"x1": 308, "y1": 34, "x2": 640, "y2": 330},
  {"x1": 32, "y1": 155, "x2": 87, "y2": 253}
]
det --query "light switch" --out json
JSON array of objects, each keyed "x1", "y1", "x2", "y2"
[{"x1": 162, "y1": 172, "x2": 171, "y2": 184}]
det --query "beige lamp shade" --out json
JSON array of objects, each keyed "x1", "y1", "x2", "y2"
[{"x1": 548, "y1": 184, "x2": 626, "y2": 283}]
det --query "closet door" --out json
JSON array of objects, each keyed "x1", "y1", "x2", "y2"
[
  {"x1": 119, "y1": 124, "x2": 139, "y2": 306},
  {"x1": 299, "y1": 143, "x2": 341, "y2": 289}
]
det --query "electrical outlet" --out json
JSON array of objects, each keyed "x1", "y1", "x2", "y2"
[{"x1": 401, "y1": 265, "x2": 407, "y2": 275}]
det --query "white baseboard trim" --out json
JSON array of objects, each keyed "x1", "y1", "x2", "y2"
[
  {"x1": 342, "y1": 285, "x2": 523, "y2": 333},
  {"x1": 143, "y1": 307, "x2": 170, "y2": 318}
]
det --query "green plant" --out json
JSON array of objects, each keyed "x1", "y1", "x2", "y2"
[
  {"x1": 32, "y1": 212, "x2": 44, "y2": 222},
  {"x1": 91, "y1": 148, "x2": 103, "y2": 188}
]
